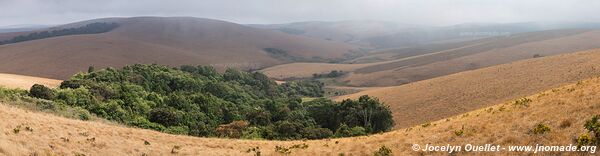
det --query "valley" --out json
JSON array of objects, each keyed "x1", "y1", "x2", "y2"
[{"x1": 1, "y1": 14, "x2": 600, "y2": 156}]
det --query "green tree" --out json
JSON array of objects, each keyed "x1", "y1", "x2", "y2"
[
  {"x1": 88, "y1": 66, "x2": 95, "y2": 73},
  {"x1": 29, "y1": 84, "x2": 55, "y2": 100}
]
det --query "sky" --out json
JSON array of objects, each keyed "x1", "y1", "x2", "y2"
[{"x1": 0, "y1": 0, "x2": 598, "y2": 26}]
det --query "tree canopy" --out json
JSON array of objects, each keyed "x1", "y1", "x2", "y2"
[{"x1": 32, "y1": 64, "x2": 393, "y2": 140}]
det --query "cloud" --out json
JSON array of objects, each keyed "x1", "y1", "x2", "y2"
[{"x1": 0, "y1": 0, "x2": 599, "y2": 26}]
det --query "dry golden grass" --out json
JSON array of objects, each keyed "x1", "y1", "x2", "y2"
[
  {"x1": 0, "y1": 73, "x2": 61, "y2": 90},
  {"x1": 2, "y1": 74, "x2": 600, "y2": 156},
  {"x1": 337, "y1": 49, "x2": 600, "y2": 129}
]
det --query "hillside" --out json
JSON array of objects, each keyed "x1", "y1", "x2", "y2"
[
  {"x1": 263, "y1": 29, "x2": 600, "y2": 86},
  {"x1": 337, "y1": 49, "x2": 600, "y2": 129},
  {"x1": 345, "y1": 29, "x2": 600, "y2": 86},
  {"x1": 2, "y1": 73, "x2": 599, "y2": 155},
  {"x1": 0, "y1": 17, "x2": 357, "y2": 79},
  {"x1": 0, "y1": 73, "x2": 61, "y2": 90}
]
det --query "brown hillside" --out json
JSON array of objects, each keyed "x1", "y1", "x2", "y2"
[
  {"x1": 2, "y1": 74, "x2": 599, "y2": 155},
  {"x1": 337, "y1": 49, "x2": 600, "y2": 129},
  {"x1": 262, "y1": 29, "x2": 600, "y2": 85},
  {"x1": 0, "y1": 17, "x2": 356, "y2": 79},
  {"x1": 345, "y1": 29, "x2": 600, "y2": 86}
]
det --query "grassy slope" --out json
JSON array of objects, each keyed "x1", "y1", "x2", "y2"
[
  {"x1": 0, "y1": 73, "x2": 61, "y2": 90},
  {"x1": 2, "y1": 71, "x2": 599, "y2": 155},
  {"x1": 0, "y1": 17, "x2": 356, "y2": 79},
  {"x1": 263, "y1": 30, "x2": 600, "y2": 87},
  {"x1": 337, "y1": 49, "x2": 600, "y2": 129},
  {"x1": 345, "y1": 30, "x2": 600, "y2": 86}
]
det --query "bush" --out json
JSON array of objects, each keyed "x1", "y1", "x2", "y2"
[
  {"x1": 149, "y1": 108, "x2": 181, "y2": 127},
  {"x1": 301, "y1": 127, "x2": 333, "y2": 139},
  {"x1": 334, "y1": 124, "x2": 366, "y2": 137},
  {"x1": 312, "y1": 70, "x2": 346, "y2": 79},
  {"x1": 165, "y1": 126, "x2": 189, "y2": 135},
  {"x1": 241, "y1": 127, "x2": 264, "y2": 140},
  {"x1": 583, "y1": 115, "x2": 600, "y2": 145},
  {"x1": 577, "y1": 133, "x2": 594, "y2": 147},
  {"x1": 76, "y1": 107, "x2": 92, "y2": 120},
  {"x1": 531, "y1": 123, "x2": 551, "y2": 135},
  {"x1": 29, "y1": 84, "x2": 55, "y2": 100},
  {"x1": 373, "y1": 145, "x2": 392, "y2": 156},
  {"x1": 514, "y1": 98, "x2": 532, "y2": 107}
]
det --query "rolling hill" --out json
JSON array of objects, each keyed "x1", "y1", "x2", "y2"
[
  {"x1": 0, "y1": 17, "x2": 357, "y2": 79},
  {"x1": 253, "y1": 21, "x2": 598, "y2": 50},
  {"x1": 337, "y1": 48, "x2": 600, "y2": 129},
  {"x1": 250, "y1": 20, "x2": 416, "y2": 47},
  {"x1": 263, "y1": 29, "x2": 600, "y2": 87},
  {"x1": 2, "y1": 70, "x2": 599, "y2": 155}
]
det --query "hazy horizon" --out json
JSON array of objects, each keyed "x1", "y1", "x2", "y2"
[{"x1": 1, "y1": 0, "x2": 599, "y2": 27}]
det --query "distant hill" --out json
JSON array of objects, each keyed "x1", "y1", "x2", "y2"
[
  {"x1": 345, "y1": 29, "x2": 600, "y2": 86},
  {"x1": 263, "y1": 29, "x2": 600, "y2": 87},
  {"x1": 255, "y1": 21, "x2": 600, "y2": 51},
  {"x1": 250, "y1": 20, "x2": 417, "y2": 47},
  {"x1": 337, "y1": 49, "x2": 600, "y2": 128},
  {"x1": 0, "y1": 17, "x2": 357, "y2": 79}
]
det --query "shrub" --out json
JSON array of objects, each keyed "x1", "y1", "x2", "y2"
[
  {"x1": 246, "y1": 146, "x2": 261, "y2": 156},
  {"x1": 241, "y1": 127, "x2": 264, "y2": 140},
  {"x1": 531, "y1": 123, "x2": 551, "y2": 135},
  {"x1": 454, "y1": 129, "x2": 464, "y2": 136},
  {"x1": 421, "y1": 123, "x2": 431, "y2": 127},
  {"x1": 165, "y1": 126, "x2": 189, "y2": 135},
  {"x1": 29, "y1": 84, "x2": 55, "y2": 100},
  {"x1": 583, "y1": 115, "x2": 599, "y2": 145},
  {"x1": 334, "y1": 124, "x2": 367, "y2": 137},
  {"x1": 312, "y1": 70, "x2": 346, "y2": 79},
  {"x1": 302, "y1": 127, "x2": 333, "y2": 139},
  {"x1": 76, "y1": 107, "x2": 92, "y2": 120},
  {"x1": 577, "y1": 133, "x2": 593, "y2": 147},
  {"x1": 514, "y1": 98, "x2": 532, "y2": 107},
  {"x1": 373, "y1": 145, "x2": 392, "y2": 156},
  {"x1": 274, "y1": 143, "x2": 309, "y2": 154},
  {"x1": 148, "y1": 108, "x2": 181, "y2": 127},
  {"x1": 128, "y1": 117, "x2": 166, "y2": 131}
]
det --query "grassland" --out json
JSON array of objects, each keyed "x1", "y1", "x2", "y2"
[
  {"x1": 0, "y1": 17, "x2": 356, "y2": 79},
  {"x1": 0, "y1": 73, "x2": 61, "y2": 90},
  {"x1": 337, "y1": 49, "x2": 600, "y2": 129},
  {"x1": 2, "y1": 73, "x2": 599, "y2": 155},
  {"x1": 263, "y1": 30, "x2": 600, "y2": 87}
]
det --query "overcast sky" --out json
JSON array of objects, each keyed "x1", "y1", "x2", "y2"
[{"x1": 0, "y1": 0, "x2": 598, "y2": 26}]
